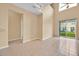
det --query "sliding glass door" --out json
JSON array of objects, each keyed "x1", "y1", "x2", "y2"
[{"x1": 59, "y1": 19, "x2": 77, "y2": 38}]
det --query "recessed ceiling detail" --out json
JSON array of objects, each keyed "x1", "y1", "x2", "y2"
[{"x1": 13, "y1": 3, "x2": 50, "y2": 15}]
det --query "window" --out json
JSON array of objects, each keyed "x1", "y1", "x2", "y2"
[
  {"x1": 71, "y1": 27, "x2": 75, "y2": 32},
  {"x1": 59, "y1": 3, "x2": 77, "y2": 11},
  {"x1": 59, "y1": 19, "x2": 77, "y2": 38}
]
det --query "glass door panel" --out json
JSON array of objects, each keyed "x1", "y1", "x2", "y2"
[
  {"x1": 59, "y1": 19, "x2": 77, "y2": 38},
  {"x1": 59, "y1": 19, "x2": 77, "y2": 56}
]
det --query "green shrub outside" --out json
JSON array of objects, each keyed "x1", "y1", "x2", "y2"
[
  {"x1": 60, "y1": 32, "x2": 75, "y2": 37},
  {"x1": 60, "y1": 32, "x2": 66, "y2": 36}
]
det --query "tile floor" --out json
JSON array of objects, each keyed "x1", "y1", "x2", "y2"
[{"x1": 0, "y1": 38, "x2": 62, "y2": 56}]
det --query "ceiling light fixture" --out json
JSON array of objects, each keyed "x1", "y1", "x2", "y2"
[{"x1": 34, "y1": 3, "x2": 43, "y2": 13}]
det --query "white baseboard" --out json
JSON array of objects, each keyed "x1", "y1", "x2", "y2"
[
  {"x1": 0, "y1": 45, "x2": 8, "y2": 50},
  {"x1": 43, "y1": 36, "x2": 52, "y2": 40},
  {"x1": 23, "y1": 38, "x2": 40, "y2": 43},
  {"x1": 9, "y1": 37, "x2": 21, "y2": 42}
]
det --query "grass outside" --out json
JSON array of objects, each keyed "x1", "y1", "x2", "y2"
[{"x1": 60, "y1": 32, "x2": 75, "y2": 37}]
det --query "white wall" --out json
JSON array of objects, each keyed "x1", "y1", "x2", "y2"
[
  {"x1": 0, "y1": 4, "x2": 8, "y2": 48},
  {"x1": 8, "y1": 10, "x2": 22, "y2": 41},
  {"x1": 42, "y1": 5, "x2": 53, "y2": 40}
]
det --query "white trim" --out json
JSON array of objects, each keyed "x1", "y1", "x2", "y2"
[
  {"x1": 0, "y1": 45, "x2": 8, "y2": 50},
  {"x1": 8, "y1": 37, "x2": 21, "y2": 42},
  {"x1": 23, "y1": 38, "x2": 40, "y2": 43},
  {"x1": 43, "y1": 36, "x2": 52, "y2": 40}
]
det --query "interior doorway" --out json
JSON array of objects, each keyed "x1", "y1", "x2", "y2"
[{"x1": 8, "y1": 10, "x2": 23, "y2": 46}]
